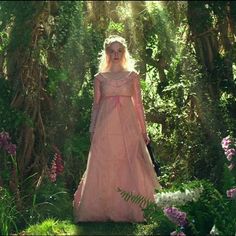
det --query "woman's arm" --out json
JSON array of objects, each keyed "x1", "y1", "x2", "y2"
[
  {"x1": 131, "y1": 72, "x2": 150, "y2": 144},
  {"x1": 89, "y1": 75, "x2": 101, "y2": 135}
]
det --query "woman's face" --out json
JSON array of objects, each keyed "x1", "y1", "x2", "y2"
[{"x1": 107, "y1": 42, "x2": 124, "y2": 65}]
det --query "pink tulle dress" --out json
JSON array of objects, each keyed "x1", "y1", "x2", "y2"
[{"x1": 73, "y1": 71, "x2": 160, "y2": 223}]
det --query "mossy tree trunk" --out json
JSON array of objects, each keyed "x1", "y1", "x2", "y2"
[
  {"x1": 186, "y1": 1, "x2": 236, "y2": 185},
  {"x1": 6, "y1": 1, "x2": 54, "y2": 183}
]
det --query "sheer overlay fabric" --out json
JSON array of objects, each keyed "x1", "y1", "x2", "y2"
[{"x1": 73, "y1": 71, "x2": 160, "y2": 222}]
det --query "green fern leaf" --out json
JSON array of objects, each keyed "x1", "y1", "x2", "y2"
[{"x1": 117, "y1": 187, "x2": 153, "y2": 209}]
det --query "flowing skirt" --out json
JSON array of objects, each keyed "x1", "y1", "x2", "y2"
[{"x1": 73, "y1": 96, "x2": 160, "y2": 222}]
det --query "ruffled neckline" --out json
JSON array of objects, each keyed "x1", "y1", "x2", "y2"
[{"x1": 99, "y1": 71, "x2": 133, "y2": 81}]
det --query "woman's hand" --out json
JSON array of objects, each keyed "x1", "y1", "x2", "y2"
[{"x1": 142, "y1": 132, "x2": 150, "y2": 145}]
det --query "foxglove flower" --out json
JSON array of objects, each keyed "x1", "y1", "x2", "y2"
[
  {"x1": 54, "y1": 152, "x2": 64, "y2": 174},
  {"x1": 163, "y1": 207, "x2": 187, "y2": 226},
  {"x1": 226, "y1": 148, "x2": 236, "y2": 161},
  {"x1": 0, "y1": 131, "x2": 10, "y2": 148},
  {"x1": 49, "y1": 159, "x2": 57, "y2": 182},
  {"x1": 226, "y1": 188, "x2": 236, "y2": 198},
  {"x1": 0, "y1": 131, "x2": 16, "y2": 156},
  {"x1": 5, "y1": 143, "x2": 17, "y2": 156},
  {"x1": 221, "y1": 136, "x2": 236, "y2": 171},
  {"x1": 221, "y1": 136, "x2": 232, "y2": 151},
  {"x1": 48, "y1": 147, "x2": 64, "y2": 182}
]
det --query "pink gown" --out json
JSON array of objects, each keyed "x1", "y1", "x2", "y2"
[{"x1": 73, "y1": 71, "x2": 160, "y2": 223}]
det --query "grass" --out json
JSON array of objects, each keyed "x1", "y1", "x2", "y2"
[
  {"x1": 23, "y1": 219, "x2": 78, "y2": 235},
  {"x1": 22, "y1": 218, "x2": 159, "y2": 235}
]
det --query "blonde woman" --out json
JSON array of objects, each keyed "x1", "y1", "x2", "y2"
[{"x1": 73, "y1": 35, "x2": 160, "y2": 223}]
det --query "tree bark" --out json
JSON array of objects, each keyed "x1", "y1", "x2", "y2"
[{"x1": 6, "y1": 2, "x2": 52, "y2": 180}]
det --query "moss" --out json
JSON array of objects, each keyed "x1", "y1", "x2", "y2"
[{"x1": 23, "y1": 218, "x2": 159, "y2": 236}]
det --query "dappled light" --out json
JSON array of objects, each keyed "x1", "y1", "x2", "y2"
[{"x1": 0, "y1": 1, "x2": 236, "y2": 235}]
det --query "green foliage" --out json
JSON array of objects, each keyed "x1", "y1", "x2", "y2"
[
  {"x1": 47, "y1": 68, "x2": 69, "y2": 96},
  {"x1": 220, "y1": 92, "x2": 236, "y2": 135},
  {"x1": 24, "y1": 218, "x2": 78, "y2": 236},
  {"x1": 22, "y1": 177, "x2": 73, "y2": 227},
  {"x1": 41, "y1": 1, "x2": 101, "y2": 198},
  {"x1": 0, "y1": 78, "x2": 25, "y2": 134},
  {"x1": 144, "y1": 32, "x2": 226, "y2": 185},
  {"x1": 0, "y1": 1, "x2": 44, "y2": 51},
  {"x1": 61, "y1": 76, "x2": 93, "y2": 191},
  {"x1": 119, "y1": 179, "x2": 236, "y2": 235},
  {"x1": 188, "y1": 2, "x2": 213, "y2": 32},
  {"x1": 107, "y1": 21, "x2": 124, "y2": 35},
  {"x1": 64, "y1": 134, "x2": 90, "y2": 194},
  {"x1": 144, "y1": 3, "x2": 177, "y2": 61},
  {"x1": 0, "y1": 31, "x2": 8, "y2": 52},
  {"x1": 0, "y1": 1, "x2": 235, "y2": 235},
  {"x1": 220, "y1": 163, "x2": 236, "y2": 195},
  {"x1": 117, "y1": 186, "x2": 175, "y2": 234},
  {"x1": 144, "y1": 205, "x2": 176, "y2": 236},
  {"x1": 24, "y1": 220, "x2": 149, "y2": 236},
  {"x1": 181, "y1": 180, "x2": 236, "y2": 236},
  {"x1": 0, "y1": 187, "x2": 19, "y2": 235},
  {"x1": 52, "y1": 1, "x2": 84, "y2": 50},
  {"x1": 158, "y1": 180, "x2": 236, "y2": 235},
  {"x1": 117, "y1": 187, "x2": 153, "y2": 209}
]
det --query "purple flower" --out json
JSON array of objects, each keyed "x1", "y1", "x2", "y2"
[
  {"x1": 5, "y1": 143, "x2": 17, "y2": 156},
  {"x1": 226, "y1": 188, "x2": 236, "y2": 198},
  {"x1": 221, "y1": 136, "x2": 232, "y2": 151},
  {"x1": 49, "y1": 160, "x2": 57, "y2": 182},
  {"x1": 48, "y1": 149, "x2": 64, "y2": 182},
  {"x1": 221, "y1": 136, "x2": 236, "y2": 168},
  {"x1": 0, "y1": 131, "x2": 10, "y2": 149},
  {"x1": 225, "y1": 148, "x2": 235, "y2": 161},
  {"x1": 164, "y1": 207, "x2": 187, "y2": 226},
  {"x1": 0, "y1": 131, "x2": 17, "y2": 156},
  {"x1": 54, "y1": 152, "x2": 64, "y2": 174}
]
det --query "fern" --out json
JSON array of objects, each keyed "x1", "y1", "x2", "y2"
[{"x1": 117, "y1": 187, "x2": 154, "y2": 209}]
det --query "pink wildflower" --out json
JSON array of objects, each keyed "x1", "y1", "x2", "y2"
[
  {"x1": 0, "y1": 131, "x2": 16, "y2": 156},
  {"x1": 221, "y1": 136, "x2": 232, "y2": 151},
  {"x1": 163, "y1": 207, "x2": 187, "y2": 226},
  {"x1": 225, "y1": 148, "x2": 235, "y2": 161},
  {"x1": 49, "y1": 159, "x2": 57, "y2": 182},
  {"x1": 48, "y1": 146, "x2": 64, "y2": 182},
  {"x1": 226, "y1": 188, "x2": 236, "y2": 198},
  {"x1": 54, "y1": 152, "x2": 64, "y2": 174},
  {"x1": 5, "y1": 143, "x2": 17, "y2": 156}
]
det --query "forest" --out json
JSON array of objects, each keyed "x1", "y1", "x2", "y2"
[{"x1": 0, "y1": 1, "x2": 236, "y2": 235}]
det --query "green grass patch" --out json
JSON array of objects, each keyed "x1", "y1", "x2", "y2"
[
  {"x1": 24, "y1": 218, "x2": 78, "y2": 235},
  {"x1": 22, "y1": 218, "x2": 159, "y2": 235}
]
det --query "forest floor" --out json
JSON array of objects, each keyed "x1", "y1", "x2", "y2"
[{"x1": 20, "y1": 218, "x2": 158, "y2": 235}]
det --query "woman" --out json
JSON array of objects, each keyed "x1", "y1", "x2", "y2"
[{"x1": 73, "y1": 35, "x2": 160, "y2": 223}]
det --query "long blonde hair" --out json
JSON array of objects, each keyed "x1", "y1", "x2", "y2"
[{"x1": 97, "y1": 35, "x2": 136, "y2": 73}]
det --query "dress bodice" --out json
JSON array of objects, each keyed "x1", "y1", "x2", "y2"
[
  {"x1": 96, "y1": 72, "x2": 134, "y2": 97},
  {"x1": 89, "y1": 71, "x2": 147, "y2": 135}
]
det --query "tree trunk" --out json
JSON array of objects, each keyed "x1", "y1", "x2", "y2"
[
  {"x1": 6, "y1": 2, "x2": 52, "y2": 180},
  {"x1": 188, "y1": 2, "x2": 221, "y2": 100}
]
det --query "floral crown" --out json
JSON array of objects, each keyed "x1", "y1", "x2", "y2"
[{"x1": 104, "y1": 35, "x2": 127, "y2": 49}]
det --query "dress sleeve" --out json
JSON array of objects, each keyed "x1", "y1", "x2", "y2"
[
  {"x1": 89, "y1": 75, "x2": 101, "y2": 133},
  {"x1": 131, "y1": 72, "x2": 147, "y2": 134}
]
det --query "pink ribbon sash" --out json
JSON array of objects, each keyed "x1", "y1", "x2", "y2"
[{"x1": 104, "y1": 95, "x2": 131, "y2": 109}]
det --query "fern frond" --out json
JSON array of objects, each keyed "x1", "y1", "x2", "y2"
[{"x1": 117, "y1": 187, "x2": 154, "y2": 209}]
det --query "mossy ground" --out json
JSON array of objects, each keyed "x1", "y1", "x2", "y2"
[{"x1": 22, "y1": 218, "x2": 158, "y2": 235}]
